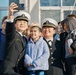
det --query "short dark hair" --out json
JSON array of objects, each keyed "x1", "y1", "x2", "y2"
[
  {"x1": 67, "y1": 14, "x2": 76, "y2": 18},
  {"x1": 2, "y1": 16, "x2": 7, "y2": 24},
  {"x1": 58, "y1": 21, "x2": 61, "y2": 25}
]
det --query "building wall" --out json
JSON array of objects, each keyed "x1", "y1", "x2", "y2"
[
  {"x1": 0, "y1": 0, "x2": 76, "y2": 27},
  {"x1": 40, "y1": 0, "x2": 76, "y2": 22},
  {"x1": 28, "y1": 0, "x2": 40, "y2": 24},
  {"x1": 23, "y1": 0, "x2": 76, "y2": 24}
]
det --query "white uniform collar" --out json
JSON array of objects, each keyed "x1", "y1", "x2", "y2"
[
  {"x1": 16, "y1": 30, "x2": 23, "y2": 36},
  {"x1": 45, "y1": 38, "x2": 53, "y2": 42}
]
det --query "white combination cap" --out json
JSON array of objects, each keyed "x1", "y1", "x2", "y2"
[
  {"x1": 42, "y1": 18, "x2": 58, "y2": 28},
  {"x1": 14, "y1": 11, "x2": 31, "y2": 22}
]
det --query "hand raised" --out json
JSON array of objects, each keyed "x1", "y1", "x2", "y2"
[{"x1": 8, "y1": 2, "x2": 18, "y2": 19}]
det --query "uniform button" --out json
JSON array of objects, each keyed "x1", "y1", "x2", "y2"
[
  {"x1": 51, "y1": 62, "x2": 53, "y2": 64},
  {"x1": 50, "y1": 48, "x2": 52, "y2": 49},
  {"x1": 18, "y1": 59, "x2": 20, "y2": 61},
  {"x1": 51, "y1": 52, "x2": 53, "y2": 55},
  {"x1": 51, "y1": 57, "x2": 53, "y2": 59}
]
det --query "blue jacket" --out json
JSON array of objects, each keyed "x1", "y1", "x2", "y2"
[
  {"x1": 24, "y1": 37, "x2": 50, "y2": 71},
  {"x1": 0, "y1": 29, "x2": 6, "y2": 60}
]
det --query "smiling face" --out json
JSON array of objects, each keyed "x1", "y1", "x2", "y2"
[
  {"x1": 42, "y1": 26, "x2": 55, "y2": 39},
  {"x1": 30, "y1": 26, "x2": 41, "y2": 42},
  {"x1": 15, "y1": 20, "x2": 28, "y2": 33}
]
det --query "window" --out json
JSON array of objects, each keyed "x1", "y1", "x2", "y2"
[
  {"x1": 52, "y1": 0, "x2": 61, "y2": 6},
  {"x1": 40, "y1": 0, "x2": 49, "y2": 6},
  {"x1": 64, "y1": 11, "x2": 76, "y2": 19},
  {"x1": 0, "y1": 0, "x2": 19, "y2": 27},
  {"x1": 63, "y1": 0, "x2": 76, "y2": 6},
  {"x1": 0, "y1": 0, "x2": 9, "y2": 27},
  {"x1": 0, "y1": 10, "x2": 8, "y2": 27},
  {"x1": 41, "y1": 10, "x2": 60, "y2": 22},
  {"x1": 40, "y1": 0, "x2": 61, "y2": 6},
  {"x1": 9, "y1": 0, "x2": 19, "y2": 5},
  {"x1": 0, "y1": 0, "x2": 9, "y2": 7},
  {"x1": 63, "y1": 0, "x2": 69, "y2": 2}
]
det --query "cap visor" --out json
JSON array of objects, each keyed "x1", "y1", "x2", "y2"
[
  {"x1": 15, "y1": 17, "x2": 28, "y2": 22},
  {"x1": 42, "y1": 24, "x2": 56, "y2": 28}
]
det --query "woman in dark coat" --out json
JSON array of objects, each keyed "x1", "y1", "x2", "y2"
[{"x1": 60, "y1": 17, "x2": 76, "y2": 75}]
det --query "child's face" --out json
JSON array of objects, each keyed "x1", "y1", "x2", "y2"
[
  {"x1": 42, "y1": 26, "x2": 55, "y2": 38},
  {"x1": 15, "y1": 20, "x2": 28, "y2": 33},
  {"x1": 30, "y1": 27, "x2": 41, "y2": 40}
]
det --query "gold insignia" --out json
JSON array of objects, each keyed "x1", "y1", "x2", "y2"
[
  {"x1": 16, "y1": 39, "x2": 20, "y2": 42},
  {"x1": 21, "y1": 14, "x2": 25, "y2": 17},
  {"x1": 51, "y1": 62, "x2": 53, "y2": 64},
  {"x1": 46, "y1": 20, "x2": 49, "y2": 24}
]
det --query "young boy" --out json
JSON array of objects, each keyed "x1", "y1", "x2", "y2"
[{"x1": 24, "y1": 25, "x2": 50, "y2": 75}]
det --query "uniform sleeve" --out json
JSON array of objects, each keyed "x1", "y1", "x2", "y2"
[{"x1": 5, "y1": 22, "x2": 16, "y2": 42}]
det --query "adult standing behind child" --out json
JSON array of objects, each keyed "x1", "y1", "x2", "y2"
[{"x1": 24, "y1": 25, "x2": 50, "y2": 75}]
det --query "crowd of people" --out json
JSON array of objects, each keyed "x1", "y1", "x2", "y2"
[{"x1": 0, "y1": 2, "x2": 76, "y2": 75}]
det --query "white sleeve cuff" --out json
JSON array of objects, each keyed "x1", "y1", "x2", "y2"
[{"x1": 6, "y1": 19, "x2": 14, "y2": 23}]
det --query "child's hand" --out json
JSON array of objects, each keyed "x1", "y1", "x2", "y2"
[
  {"x1": 30, "y1": 64, "x2": 34, "y2": 67},
  {"x1": 24, "y1": 63, "x2": 33, "y2": 67},
  {"x1": 68, "y1": 47, "x2": 74, "y2": 55}
]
